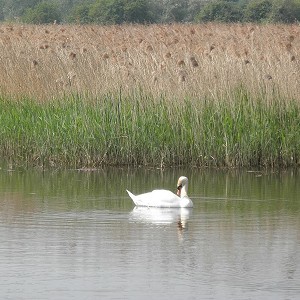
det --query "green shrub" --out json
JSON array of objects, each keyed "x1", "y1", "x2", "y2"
[
  {"x1": 89, "y1": 0, "x2": 124, "y2": 24},
  {"x1": 195, "y1": 1, "x2": 243, "y2": 23},
  {"x1": 22, "y1": 2, "x2": 61, "y2": 24},
  {"x1": 244, "y1": 0, "x2": 273, "y2": 22},
  {"x1": 68, "y1": 3, "x2": 92, "y2": 24},
  {"x1": 123, "y1": 0, "x2": 153, "y2": 23},
  {"x1": 89, "y1": 0, "x2": 153, "y2": 24},
  {"x1": 269, "y1": 0, "x2": 300, "y2": 23}
]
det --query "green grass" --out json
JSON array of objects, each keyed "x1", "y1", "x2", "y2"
[{"x1": 0, "y1": 88, "x2": 299, "y2": 169}]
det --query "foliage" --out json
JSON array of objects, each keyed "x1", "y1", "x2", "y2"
[
  {"x1": 196, "y1": 0, "x2": 300, "y2": 23},
  {"x1": 2, "y1": 0, "x2": 42, "y2": 21},
  {"x1": 123, "y1": 0, "x2": 154, "y2": 23},
  {"x1": 244, "y1": 0, "x2": 273, "y2": 22},
  {"x1": 268, "y1": 0, "x2": 300, "y2": 23},
  {"x1": 0, "y1": 0, "x2": 4, "y2": 20},
  {"x1": 88, "y1": 0, "x2": 153, "y2": 24},
  {"x1": 68, "y1": 3, "x2": 92, "y2": 24},
  {"x1": 89, "y1": 0, "x2": 124, "y2": 24},
  {"x1": 160, "y1": 0, "x2": 189, "y2": 22},
  {"x1": 0, "y1": 0, "x2": 300, "y2": 24},
  {"x1": 22, "y1": 2, "x2": 62, "y2": 24},
  {"x1": 195, "y1": 1, "x2": 243, "y2": 22}
]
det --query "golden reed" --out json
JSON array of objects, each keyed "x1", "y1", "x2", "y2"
[{"x1": 0, "y1": 23, "x2": 299, "y2": 102}]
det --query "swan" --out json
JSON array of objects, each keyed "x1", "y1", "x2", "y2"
[{"x1": 126, "y1": 176, "x2": 193, "y2": 208}]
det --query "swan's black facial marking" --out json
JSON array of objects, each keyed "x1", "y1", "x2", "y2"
[{"x1": 177, "y1": 184, "x2": 182, "y2": 196}]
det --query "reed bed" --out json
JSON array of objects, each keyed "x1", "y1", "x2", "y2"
[
  {"x1": 0, "y1": 23, "x2": 299, "y2": 168},
  {"x1": 0, "y1": 90, "x2": 299, "y2": 168},
  {"x1": 0, "y1": 23, "x2": 299, "y2": 101}
]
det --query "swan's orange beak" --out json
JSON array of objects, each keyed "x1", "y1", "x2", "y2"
[{"x1": 177, "y1": 184, "x2": 182, "y2": 196}]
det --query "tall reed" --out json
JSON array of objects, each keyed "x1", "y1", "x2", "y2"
[
  {"x1": 0, "y1": 88, "x2": 299, "y2": 168},
  {"x1": 0, "y1": 23, "x2": 299, "y2": 168},
  {"x1": 0, "y1": 23, "x2": 299, "y2": 102}
]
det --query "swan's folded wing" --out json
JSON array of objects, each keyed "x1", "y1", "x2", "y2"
[{"x1": 128, "y1": 189, "x2": 180, "y2": 207}]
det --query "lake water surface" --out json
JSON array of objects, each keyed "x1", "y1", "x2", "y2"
[{"x1": 0, "y1": 167, "x2": 299, "y2": 299}]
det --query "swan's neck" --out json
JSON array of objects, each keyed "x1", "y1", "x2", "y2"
[{"x1": 180, "y1": 183, "x2": 188, "y2": 198}]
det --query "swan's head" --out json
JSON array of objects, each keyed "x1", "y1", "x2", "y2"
[{"x1": 176, "y1": 176, "x2": 188, "y2": 197}]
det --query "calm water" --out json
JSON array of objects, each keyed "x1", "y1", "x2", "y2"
[{"x1": 0, "y1": 168, "x2": 299, "y2": 300}]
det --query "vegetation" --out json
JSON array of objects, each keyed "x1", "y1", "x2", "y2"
[
  {"x1": 195, "y1": 1, "x2": 243, "y2": 23},
  {"x1": 87, "y1": 0, "x2": 154, "y2": 24},
  {"x1": 0, "y1": 23, "x2": 299, "y2": 169},
  {"x1": 22, "y1": 2, "x2": 62, "y2": 24},
  {"x1": 0, "y1": 23, "x2": 298, "y2": 101},
  {"x1": 0, "y1": 0, "x2": 300, "y2": 24},
  {"x1": 243, "y1": 0, "x2": 273, "y2": 23},
  {"x1": 0, "y1": 91, "x2": 299, "y2": 169}
]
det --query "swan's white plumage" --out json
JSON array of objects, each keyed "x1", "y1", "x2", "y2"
[{"x1": 126, "y1": 176, "x2": 193, "y2": 208}]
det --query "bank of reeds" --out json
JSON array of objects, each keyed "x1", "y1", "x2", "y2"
[
  {"x1": 0, "y1": 89, "x2": 299, "y2": 168},
  {"x1": 0, "y1": 23, "x2": 299, "y2": 168},
  {"x1": 0, "y1": 23, "x2": 299, "y2": 101}
]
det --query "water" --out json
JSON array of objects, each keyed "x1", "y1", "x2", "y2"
[{"x1": 0, "y1": 168, "x2": 299, "y2": 299}]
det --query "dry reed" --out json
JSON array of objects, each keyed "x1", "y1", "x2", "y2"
[{"x1": 0, "y1": 23, "x2": 299, "y2": 102}]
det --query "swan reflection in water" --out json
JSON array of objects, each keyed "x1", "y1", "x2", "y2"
[{"x1": 130, "y1": 206, "x2": 192, "y2": 234}]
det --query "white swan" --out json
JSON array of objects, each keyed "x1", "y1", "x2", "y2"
[{"x1": 126, "y1": 176, "x2": 193, "y2": 208}]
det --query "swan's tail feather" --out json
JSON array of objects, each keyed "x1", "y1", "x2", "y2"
[{"x1": 126, "y1": 190, "x2": 138, "y2": 205}]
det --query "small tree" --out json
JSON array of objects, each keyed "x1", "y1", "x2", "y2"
[
  {"x1": 123, "y1": 0, "x2": 153, "y2": 23},
  {"x1": 0, "y1": 0, "x2": 4, "y2": 20},
  {"x1": 161, "y1": 0, "x2": 189, "y2": 22},
  {"x1": 22, "y1": 2, "x2": 61, "y2": 24},
  {"x1": 195, "y1": 1, "x2": 242, "y2": 22},
  {"x1": 244, "y1": 0, "x2": 273, "y2": 22},
  {"x1": 89, "y1": 0, "x2": 153, "y2": 24},
  {"x1": 269, "y1": 0, "x2": 300, "y2": 23},
  {"x1": 3, "y1": 0, "x2": 42, "y2": 21},
  {"x1": 89, "y1": 0, "x2": 124, "y2": 24},
  {"x1": 68, "y1": 3, "x2": 92, "y2": 24}
]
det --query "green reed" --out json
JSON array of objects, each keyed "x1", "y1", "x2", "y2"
[{"x1": 0, "y1": 89, "x2": 299, "y2": 169}]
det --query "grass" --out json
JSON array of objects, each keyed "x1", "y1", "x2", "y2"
[{"x1": 0, "y1": 88, "x2": 299, "y2": 169}]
